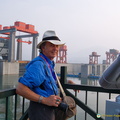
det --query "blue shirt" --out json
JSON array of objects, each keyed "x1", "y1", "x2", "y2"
[{"x1": 19, "y1": 53, "x2": 58, "y2": 97}]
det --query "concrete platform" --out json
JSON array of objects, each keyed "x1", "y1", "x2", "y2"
[{"x1": 0, "y1": 62, "x2": 19, "y2": 75}]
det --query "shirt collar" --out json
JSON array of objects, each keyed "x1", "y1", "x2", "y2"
[{"x1": 40, "y1": 53, "x2": 55, "y2": 68}]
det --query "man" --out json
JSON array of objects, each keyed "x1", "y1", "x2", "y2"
[{"x1": 16, "y1": 30, "x2": 65, "y2": 120}]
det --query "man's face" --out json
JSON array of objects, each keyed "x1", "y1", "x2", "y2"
[{"x1": 42, "y1": 42, "x2": 59, "y2": 60}]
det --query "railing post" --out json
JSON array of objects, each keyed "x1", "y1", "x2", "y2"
[
  {"x1": 14, "y1": 94, "x2": 17, "y2": 120},
  {"x1": 96, "y1": 92, "x2": 99, "y2": 113},
  {"x1": 60, "y1": 66, "x2": 67, "y2": 87},
  {"x1": 22, "y1": 97, "x2": 25, "y2": 115},
  {"x1": 5, "y1": 97, "x2": 8, "y2": 120},
  {"x1": 85, "y1": 91, "x2": 88, "y2": 120}
]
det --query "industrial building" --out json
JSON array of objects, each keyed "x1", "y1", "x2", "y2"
[{"x1": 0, "y1": 21, "x2": 38, "y2": 74}]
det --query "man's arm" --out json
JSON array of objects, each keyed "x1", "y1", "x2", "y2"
[
  {"x1": 16, "y1": 82, "x2": 61, "y2": 107},
  {"x1": 16, "y1": 82, "x2": 40, "y2": 102}
]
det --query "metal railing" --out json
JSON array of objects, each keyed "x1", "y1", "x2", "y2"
[
  {"x1": 0, "y1": 88, "x2": 28, "y2": 120},
  {"x1": 0, "y1": 89, "x2": 17, "y2": 120},
  {"x1": 0, "y1": 66, "x2": 120, "y2": 120},
  {"x1": 60, "y1": 66, "x2": 120, "y2": 120}
]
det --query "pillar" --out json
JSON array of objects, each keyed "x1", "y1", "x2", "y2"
[
  {"x1": 32, "y1": 34, "x2": 38, "y2": 59},
  {"x1": 8, "y1": 31, "x2": 16, "y2": 62},
  {"x1": 16, "y1": 38, "x2": 22, "y2": 61}
]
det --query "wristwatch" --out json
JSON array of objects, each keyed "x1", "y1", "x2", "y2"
[{"x1": 38, "y1": 96, "x2": 43, "y2": 103}]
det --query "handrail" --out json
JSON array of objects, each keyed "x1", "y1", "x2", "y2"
[
  {"x1": 0, "y1": 88, "x2": 17, "y2": 120},
  {"x1": 60, "y1": 66, "x2": 120, "y2": 120},
  {"x1": 0, "y1": 88, "x2": 16, "y2": 98},
  {"x1": 64, "y1": 84, "x2": 120, "y2": 94},
  {"x1": 1, "y1": 66, "x2": 120, "y2": 120},
  {"x1": 0, "y1": 82, "x2": 118, "y2": 120},
  {"x1": 0, "y1": 88, "x2": 28, "y2": 120},
  {"x1": 65, "y1": 90, "x2": 104, "y2": 120}
]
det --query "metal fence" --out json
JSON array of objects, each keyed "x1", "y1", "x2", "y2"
[{"x1": 0, "y1": 66, "x2": 120, "y2": 120}]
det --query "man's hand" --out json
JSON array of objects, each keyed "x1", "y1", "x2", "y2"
[
  {"x1": 67, "y1": 80, "x2": 80, "y2": 93},
  {"x1": 42, "y1": 95, "x2": 62, "y2": 107}
]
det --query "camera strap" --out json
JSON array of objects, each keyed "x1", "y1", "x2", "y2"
[
  {"x1": 39, "y1": 55, "x2": 58, "y2": 95},
  {"x1": 54, "y1": 72, "x2": 66, "y2": 97}
]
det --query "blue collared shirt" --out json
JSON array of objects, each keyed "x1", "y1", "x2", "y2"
[
  {"x1": 18, "y1": 53, "x2": 58, "y2": 97},
  {"x1": 40, "y1": 53, "x2": 57, "y2": 81}
]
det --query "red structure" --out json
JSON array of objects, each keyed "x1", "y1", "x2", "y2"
[
  {"x1": 0, "y1": 25, "x2": 2, "y2": 30},
  {"x1": 106, "y1": 49, "x2": 119, "y2": 64},
  {"x1": 0, "y1": 21, "x2": 38, "y2": 62},
  {"x1": 17, "y1": 38, "x2": 32, "y2": 44},
  {"x1": 0, "y1": 21, "x2": 38, "y2": 35},
  {"x1": 56, "y1": 45, "x2": 67, "y2": 63},
  {"x1": 89, "y1": 52, "x2": 100, "y2": 64}
]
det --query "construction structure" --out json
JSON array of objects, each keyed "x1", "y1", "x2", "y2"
[
  {"x1": 0, "y1": 37, "x2": 8, "y2": 60},
  {"x1": 0, "y1": 21, "x2": 39, "y2": 75},
  {"x1": 0, "y1": 21, "x2": 39, "y2": 62},
  {"x1": 56, "y1": 45, "x2": 67, "y2": 63},
  {"x1": 89, "y1": 52, "x2": 100, "y2": 64},
  {"x1": 105, "y1": 49, "x2": 119, "y2": 64}
]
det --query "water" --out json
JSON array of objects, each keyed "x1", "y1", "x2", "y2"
[
  {"x1": 0, "y1": 75, "x2": 119, "y2": 120},
  {"x1": 0, "y1": 75, "x2": 19, "y2": 90}
]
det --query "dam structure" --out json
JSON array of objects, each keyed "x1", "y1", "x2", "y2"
[
  {"x1": 55, "y1": 63, "x2": 109, "y2": 78},
  {"x1": 0, "y1": 21, "x2": 119, "y2": 78}
]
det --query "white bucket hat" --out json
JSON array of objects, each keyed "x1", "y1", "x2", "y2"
[{"x1": 37, "y1": 30, "x2": 65, "y2": 49}]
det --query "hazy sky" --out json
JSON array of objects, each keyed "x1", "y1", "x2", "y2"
[{"x1": 0, "y1": 0, "x2": 120, "y2": 63}]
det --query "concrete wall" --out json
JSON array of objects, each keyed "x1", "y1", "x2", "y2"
[
  {"x1": 55, "y1": 63, "x2": 82, "y2": 75},
  {"x1": 0, "y1": 62, "x2": 3, "y2": 75},
  {"x1": 81, "y1": 64, "x2": 109, "y2": 78},
  {"x1": 81, "y1": 64, "x2": 89, "y2": 78},
  {"x1": 0, "y1": 62, "x2": 19, "y2": 75},
  {"x1": 0, "y1": 61, "x2": 109, "y2": 77}
]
